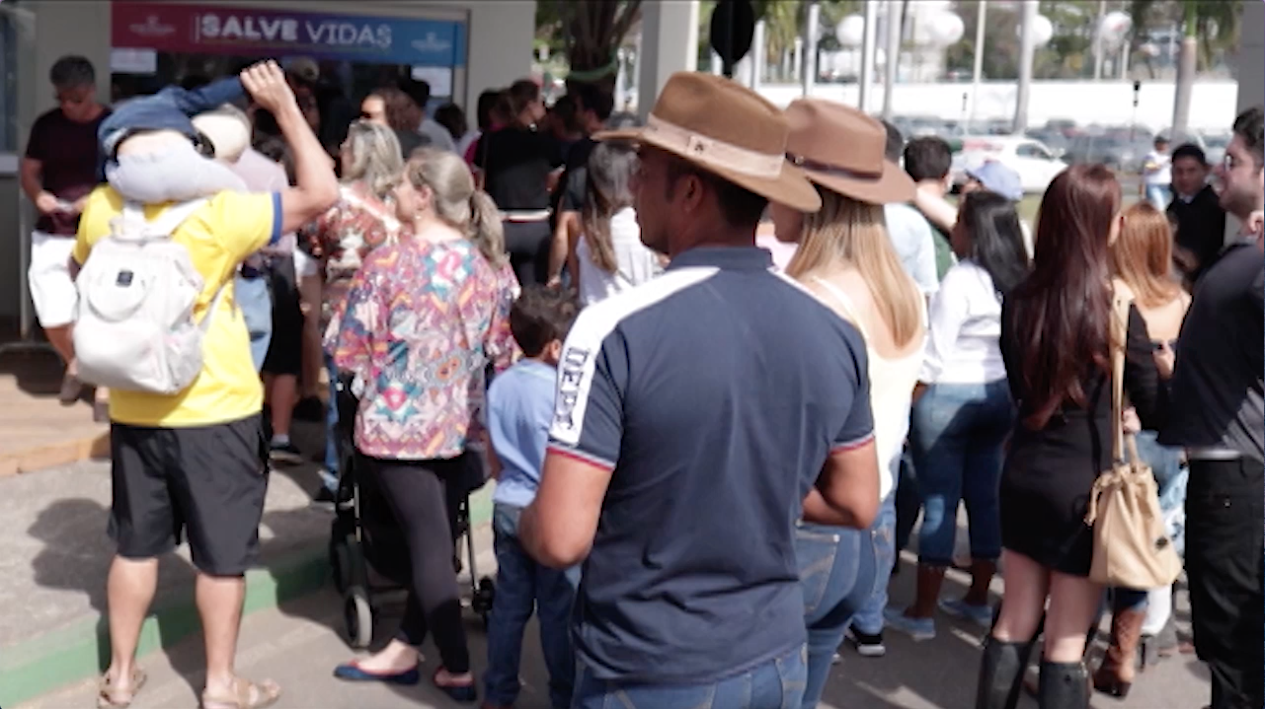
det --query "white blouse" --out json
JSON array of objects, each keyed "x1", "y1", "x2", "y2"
[{"x1": 920, "y1": 260, "x2": 1007, "y2": 385}]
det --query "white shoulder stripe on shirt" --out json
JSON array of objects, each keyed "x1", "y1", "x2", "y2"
[{"x1": 550, "y1": 266, "x2": 718, "y2": 448}]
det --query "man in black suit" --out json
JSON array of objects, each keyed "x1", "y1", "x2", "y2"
[{"x1": 1166, "y1": 143, "x2": 1227, "y2": 282}]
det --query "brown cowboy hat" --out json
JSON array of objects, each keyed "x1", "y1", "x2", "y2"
[
  {"x1": 784, "y1": 99, "x2": 915, "y2": 206},
  {"x1": 596, "y1": 72, "x2": 821, "y2": 213}
]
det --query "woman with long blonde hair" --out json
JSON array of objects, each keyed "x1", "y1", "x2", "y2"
[
  {"x1": 1091, "y1": 201, "x2": 1189, "y2": 698},
  {"x1": 303, "y1": 119, "x2": 404, "y2": 501},
  {"x1": 331, "y1": 148, "x2": 516, "y2": 702},
  {"x1": 773, "y1": 98, "x2": 926, "y2": 708}
]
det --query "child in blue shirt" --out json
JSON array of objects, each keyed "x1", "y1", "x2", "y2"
[{"x1": 484, "y1": 286, "x2": 581, "y2": 709}]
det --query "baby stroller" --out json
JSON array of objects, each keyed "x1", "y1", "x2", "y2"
[{"x1": 327, "y1": 373, "x2": 496, "y2": 649}]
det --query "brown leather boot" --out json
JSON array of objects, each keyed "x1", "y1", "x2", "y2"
[
  {"x1": 1092, "y1": 608, "x2": 1145, "y2": 699},
  {"x1": 908, "y1": 563, "x2": 947, "y2": 618}
]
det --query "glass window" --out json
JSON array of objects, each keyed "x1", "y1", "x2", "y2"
[{"x1": 0, "y1": 7, "x2": 17, "y2": 153}]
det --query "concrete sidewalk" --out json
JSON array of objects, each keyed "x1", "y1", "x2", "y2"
[
  {"x1": 0, "y1": 348, "x2": 109, "y2": 477},
  {"x1": 0, "y1": 452, "x2": 493, "y2": 707},
  {"x1": 20, "y1": 552, "x2": 1212, "y2": 709}
]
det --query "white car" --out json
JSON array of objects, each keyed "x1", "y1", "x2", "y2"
[{"x1": 950, "y1": 136, "x2": 1068, "y2": 194}]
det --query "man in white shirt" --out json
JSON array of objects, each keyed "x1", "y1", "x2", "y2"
[
  {"x1": 879, "y1": 123, "x2": 940, "y2": 296},
  {"x1": 1142, "y1": 135, "x2": 1172, "y2": 210}
]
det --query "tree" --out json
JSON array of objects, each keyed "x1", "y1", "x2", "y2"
[
  {"x1": 1128, "y1": 0, "x2": 1243, "y2": 137},
  {"x1": 1129, "y1": 0, "x2": 1241, "y2": 72},
  {"x1": 537, "y1": 0, "x2": 644, "y2": 94}
]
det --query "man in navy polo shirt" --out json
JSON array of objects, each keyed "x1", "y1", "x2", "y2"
[{"x1": 518, "y1": 73, "x2": 882, "y2": 708}]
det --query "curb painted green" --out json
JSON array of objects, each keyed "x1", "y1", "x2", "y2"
[{"x1": 0, "y1": 486, "x2": 493, "y2": 708}]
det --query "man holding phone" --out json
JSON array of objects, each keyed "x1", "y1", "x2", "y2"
[{"x1": 19, "y1": 55, "x2": 110, "y2": 405}]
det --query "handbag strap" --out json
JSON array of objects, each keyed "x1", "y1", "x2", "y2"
[{"x1": 1109, "y1": 282, "x2": 1133, "y2": 465}]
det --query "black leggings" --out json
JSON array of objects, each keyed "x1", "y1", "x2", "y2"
[
  {"x1": 502, "y1": 219, "x2": 553, "y2": 287},
  {"x1": 368, "y1": 455, "x2": 471, "y2": 674}
]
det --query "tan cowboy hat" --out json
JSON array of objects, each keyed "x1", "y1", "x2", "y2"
[
  {"x1": 784, "y1": 99, "x2": 914, "y2": 205},
  {"x1": 596, "y1": 72, "x2": 821, "y2": 212}
]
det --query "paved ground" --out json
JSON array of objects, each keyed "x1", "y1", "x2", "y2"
[
  {"x1": 0, "y1": 348, "x2": 108, "y2": 476},
  {"x1": 20, "y1": 576, "x2": 1212, "y2": 709},
  {"x1": 15, "y1": 464, "x2": 1212, "y2": 709},
  {"x1": 0, "y1": 459, "x2": 331, "y2": 650}
]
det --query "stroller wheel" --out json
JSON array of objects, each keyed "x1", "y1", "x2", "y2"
[{"x1": 344, "y1": 586, "x2": 374, "y2": 650}]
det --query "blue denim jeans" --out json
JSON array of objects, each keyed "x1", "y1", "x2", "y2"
[
  {"x1": 894, "y1": 447, "x2": 920, "y2": 554},
  {"x1": 850, "y1": 492, "x2": 896, "y2": 636},
  {"x1": 571, "y1": 644, "x2": 808, "y2": 709},
  {"x1": 1146, "y1": 184, "x2": 1172, "y2": 211},
  {"x1": 796, "y1": 523, "x2": 877, "y2": 708},
  {"x1": 486, "y1": 503, "x2": 579, "y2": 709},
  {"x1": 236, "y1": 273, "x2": 272, "y2": 373},
  {"x1": 911, "y1": 380, "x2": 1013, "y2": 566}
]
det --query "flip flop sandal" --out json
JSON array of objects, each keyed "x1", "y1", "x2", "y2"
[
  {"x1": 201, "y1": 678, "x2": 281, "y2": 709},
  {"x1": 98, "y1": 668, "x2": 147, "y2": 709}
]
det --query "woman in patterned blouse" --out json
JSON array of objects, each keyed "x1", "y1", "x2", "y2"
[
  {"x1": 332, "y1": 148, "x2": 517, "y2": 702},
  {"x1": 302, "y1": 120, "x2": 403, "y2": 499}
]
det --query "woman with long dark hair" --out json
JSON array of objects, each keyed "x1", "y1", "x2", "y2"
[
  {"x1": 886, "y1": 191, "x2": 1029, "y2": 641},
  {"x1": 568, "y1": 141, "x2": 661, "y2": 305},
  {"x1": 976, "y1": 164, "x2": 1168, "y2": 709}
]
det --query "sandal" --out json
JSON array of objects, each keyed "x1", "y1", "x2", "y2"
[
  {"x1": 201, "y1": 678, "x2": 281, "y2": 709},
  {"x1": 98, "y1": 668, "x2": 147, "y2": 709},
  {"x1": 432, "y1": 666, "x2": 477, "y2": 703}
]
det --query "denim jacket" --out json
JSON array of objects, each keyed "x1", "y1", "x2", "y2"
[{"x1": 98, "y1": 77, "x2": 245, "y2": 159}]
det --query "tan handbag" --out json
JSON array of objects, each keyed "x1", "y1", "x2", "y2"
[{"x1": 1083, "y1": 289, "x2": 1183, "y2": 589}]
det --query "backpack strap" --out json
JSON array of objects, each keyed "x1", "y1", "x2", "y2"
[{"x1": 117, "y1": 198, "x2": 211, "y2": 241}]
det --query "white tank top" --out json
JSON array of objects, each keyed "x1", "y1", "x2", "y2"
[{"x1": 812, "y1": 276, "x2": 924, "y2": 500}]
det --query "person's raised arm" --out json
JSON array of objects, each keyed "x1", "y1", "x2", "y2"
[
  {"x1": 912, "y1": 185, "x2": 959, "y2": 235},
  {"x1": 240, "y1": 62, "x2": 338, "y2": 235},
  {"x1": 172, "y1": 76, "x2": 246, "y2": 117}
]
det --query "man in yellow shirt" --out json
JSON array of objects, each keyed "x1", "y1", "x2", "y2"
[{"x1": 79, "y1": 62, "x2": 338, "y2": 709}]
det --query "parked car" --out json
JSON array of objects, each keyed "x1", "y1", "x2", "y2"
[
  {"x1": 1063, "y1": 134, "x2": 1152, "y2": 174},
  {"x1": 1025, "y1": 128, "x2": 1070, "y2": 157},
  {"x1": 950, "y1": 136, "x2": 1068, "y2": 194}
]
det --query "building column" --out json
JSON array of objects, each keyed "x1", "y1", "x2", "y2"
[
  {"x1": 1228, "y1": 0, "x2": 1263, "y2": 242},
  {"x1": 1236, "y1": 0, "x2": 1263, "y2": 114},
  {"x1": 638, "y1": 0, "x2": 700, "y2": 120}
]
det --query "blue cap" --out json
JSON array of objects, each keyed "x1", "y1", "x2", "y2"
[{"x1": 966, "y1": 160, "x2": 1024, "y2": 201}]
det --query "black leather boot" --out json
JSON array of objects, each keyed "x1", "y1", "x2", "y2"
[
  {"x1": 1038, "y1": 660, "x2": 1090, "y2": 709},
  {"x1": 975, "y1": 637, "x2": 1029, "y2": 709}
]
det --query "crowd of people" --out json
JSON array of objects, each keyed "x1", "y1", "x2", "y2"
[{"x1": 17, "y1": 49, "x2": 1264, "y2": 709}]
